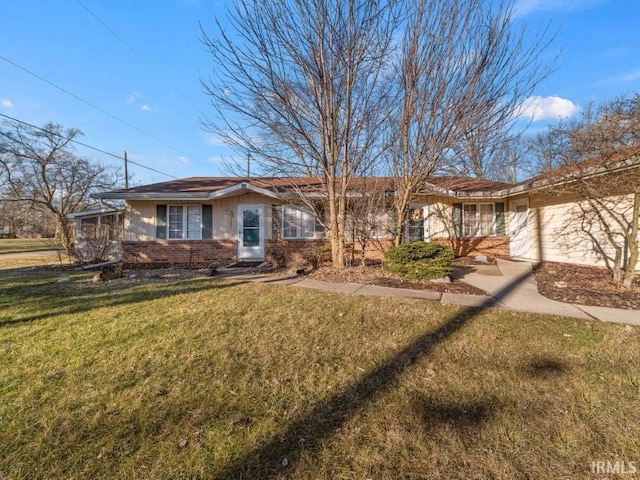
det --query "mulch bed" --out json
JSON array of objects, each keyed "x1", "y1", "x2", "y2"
[
  {"x1": 308, "y1": 264, "x2": 489, "y2": 296},
  {"x1": 534, "y1": 261, "x2": 640, "y2": 310}
]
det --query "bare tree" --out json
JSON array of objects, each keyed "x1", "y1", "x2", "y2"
[
  {"x1": 446, "y1": 131, "x2": 526, "y2": 182},
  {"x1": 345, "y1": 180, "x2": 393, "y2": 266},
  {"x1": 537, "y1": 95, "x2": 640, "y2": 288},
  {"x1": 0, "y1": 121, "x2": 121, "y2": 256},
  {"x1": 388, "y1": 0, "x2": 554, "y2": 244},
  {"x1": 202, "y1": 0, "x2": 398, "y2": 267},
  {"x1": 524, "y1": 126, "x2": 571, "y2": 177}
]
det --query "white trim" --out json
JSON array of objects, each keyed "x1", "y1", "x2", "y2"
[
  {"x1": 93, "y1": 182, "x2": 281, "y2": 201},
  {"x1": 237, "y1": 204, "x2": 265, "y2": 259},
  {"x1": 462, "y1": 202, "x2": 497, "y2": 237},
  {"x1": 208, "y1": 182, "x2": 280, "y2": 200},
  {"x1": 167, "y1": 204, "x2": 203, "y2": 240},
  {"x1": 281, "y1": 205, "x2": 315, "y2": 239},
  {"x1": 67, "y1": 208, "x2": 123, "y2": 219},
  {"x1": 509, "y1": 199, "x2": 530, "y2": 259},
  {"x1": 423, "y1": 205, "x2": 430, "y2": 241}
]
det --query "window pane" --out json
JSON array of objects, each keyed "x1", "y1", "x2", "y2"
[
  {"x1": 243, "y1": 228, "x2": 259, "y2": 246},
  {"x1": 168, "y1": 206, "x2": 183, "y2": 239},
  {"x1": 408, "y1": 208, "x2": 424, "y2": 242},
  {"x1": 283, "y1": 207, "x2": 298, "y2": 238},
  {"x1": 243, "y1": 209, "x2": 259, "y2": 228},
  {"x1": 479, "y1": 204, "x2": 494, "y2": 236},
  {"x1": 186, "y1": 205, "x2": 201, "y2": 239},
  {"x1": 299, "y1": 210, "x2": 315, "y2": 238},
  {"x1": 463, "y1": 204, "x2": 477, "y2": 237},
  {"x1": 282, "y1": 206, "x2": 315, "y2": 238}
]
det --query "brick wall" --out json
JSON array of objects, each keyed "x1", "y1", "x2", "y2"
[
  {"x1": 431, "y1": 236, "x2": 510, "y2": 258},
  {"x1": 123, "y1": 236, "x2": 510, "y2": 268},
  {"x1": 266, "y1": 239, "x2": 329, "y2": 267},
  {"x1": 122, "y1": 240, "x2": 237, "y2": 268},
  {"x1": 266, "y1": 238, "x2": 396, "y2": 266}
]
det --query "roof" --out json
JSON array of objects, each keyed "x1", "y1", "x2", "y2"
[
  {"x1": 66, "y1": 208, "x2": 124, "y2": 219},
  {"x1": 93, "y1": 152, "x2": 640, "y2": 201}
]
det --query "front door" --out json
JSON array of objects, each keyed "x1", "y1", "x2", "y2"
[
  {"x1": 509, "y1": 199, "x2": 530, "y2": 258},
  {"x1": 237, "y1": 204, "x2": 265, "y2": 259}
]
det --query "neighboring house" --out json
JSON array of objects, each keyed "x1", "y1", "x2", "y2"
[
  {"x1": 67, "y1": 208, "x2": 124, "y2": 262},
  {"x1": 93, "y1": 157, "x2": 640, "y2": 270}
]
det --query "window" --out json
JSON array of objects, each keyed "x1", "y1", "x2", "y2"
[
  {"x1": 408, "y1": 208, "x2": 424, "y2": 242},
  {"x1": 279, "y1": 206, "x2": 315, "y2": 239},
  {"x1": 455, "y1": 202, "x2": 505, "y2": 237},
  {"x1": 463, "y1": 203, "x2": 494, "y2": 237},
  {"x1": 168, "y1": 205, "x2": 202, "y2": 239},
  {"x1": 80, "y1": 217, "x2": 98, "y2": 239}
]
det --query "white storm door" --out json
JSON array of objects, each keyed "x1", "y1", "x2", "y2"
[
  {"x1": 237, "y1": 204, "x2": 265, "y2": 259},
  {"x1": 509, "y1": 200, "x2": 530, "y2": 258}
]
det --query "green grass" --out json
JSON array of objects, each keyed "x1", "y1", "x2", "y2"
[
  {"x1": 0, "y1": 238, "x2": 59, "y2": 254},
  {"x1": 1, "y1": 267, "x2": 639, "y2": 479}
]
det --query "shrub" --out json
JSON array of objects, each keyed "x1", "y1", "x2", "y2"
[{"x1": 383, "y1": 242, "x2": 454, "y2": 280}]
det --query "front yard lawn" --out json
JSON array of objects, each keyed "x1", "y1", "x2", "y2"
[
  {"x1": 1, "y1": 268, "x2": 639, "y2": 479},
  {"x1": 0, "y1": 238, "x2": 58, "y2": 254}
]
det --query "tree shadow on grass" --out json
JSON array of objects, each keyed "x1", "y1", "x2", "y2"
[
  {"x1": 412, "y1": 395, "x2": 499, "y2": 435},
  {"x1": 0, "y1": 277, "x2": 244, "y2": 328},
  {"x1": 214, "y1": 269, "x2": 536, "y2": 478},
  {"x1": 522, "y1": 357, "x2": 570, "y2": 379}
]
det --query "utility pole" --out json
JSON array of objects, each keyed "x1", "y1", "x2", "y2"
[
  {"x1": 247, "y1": 153, "x2": 251, "y2": 178},
  {"x1": 124, "y1": 151, "x2": 129, "y2": 189}
]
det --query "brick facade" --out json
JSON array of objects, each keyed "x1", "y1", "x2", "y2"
[
  {"x1": 122, "y1": 236, "x2": 510, "y2": 269},
  {"x1": 266, "y1": 239, "x2": 329, "y2": 267},
  {"x1": 122, "y1": 240, "x2": 237, "y2": 268},
  {"x1": 431, "y1": 236, "x2": 510, "y2": 258}
]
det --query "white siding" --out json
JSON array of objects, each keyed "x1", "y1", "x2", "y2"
[
  {"x1": 126, "y1": 193, "x2": 275, "y2": 241},
  {"x1": 530, "y1": 192, "x2": 640, "y2": 269},
  {"x1": 426, "y1": 196, "x2": 454, "y2": 239}
]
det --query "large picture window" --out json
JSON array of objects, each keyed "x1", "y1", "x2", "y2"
[
  {"x1": 282, "y1": 205, "x2": 315, "y2": 238},
  {"x1": 273, "y1": 205, "x2": 316, "y2": 239},
  {"x1": 168, "y1": 205, "x2": 202, "y2": 239},
  {"x1": 454, "y1": 202, "x2": 505, "y2": 237}
]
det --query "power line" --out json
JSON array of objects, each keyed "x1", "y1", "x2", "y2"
[
  {"x1": 74, "y1": 0, "x2": 137, "y2": 56},
  {"x1": 0, "y1": 112, "x2": 178, "y2": 179},
  {"x1": 0, "y1": 53, "x2": 212, "y2": 171},
  {"x1": 72, "y1": 0, "x2": 209, "y2": 118}
]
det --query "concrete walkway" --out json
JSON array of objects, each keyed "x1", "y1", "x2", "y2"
[{"x1": 227, "y1": 259, "x2": 639, "y2": 325}]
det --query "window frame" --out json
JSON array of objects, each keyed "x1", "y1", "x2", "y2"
[
  {"x1": 167, "y1": 204, "x2": 203, "y2": 240},
  {"x1": 281, "y1": 205, "x2": 315, "y2": 239},
  {"x1": 462, "y1": 202, "x2": 497, "y2": 238}
]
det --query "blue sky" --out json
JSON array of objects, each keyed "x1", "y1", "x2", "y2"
[{"x1": 1, "y1": 0, "x2": 638, "y2": 185}]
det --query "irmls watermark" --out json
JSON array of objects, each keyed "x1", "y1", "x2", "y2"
[{"x1": 591, "y1": 460, "x2": 637, "y2": 475}]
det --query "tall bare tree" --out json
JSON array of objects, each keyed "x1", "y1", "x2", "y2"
[
  {"x1": 202, "y1": 0, "x2": 398, "y2": 267},
  {"x1": 534, "y1": 95, "x2": 640, "y2": 288},
  {"x1": 445, "y1": 131, "x2": 526, "y2": 182},
  {"x1": 0, "y1": 121, "x2": 121, "y2": 255},
  {"x1": 389, "y1": 0, "x2": 554, "y2": 244}
]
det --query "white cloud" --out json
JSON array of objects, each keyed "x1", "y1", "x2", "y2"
[
  {"x1": 126, "y1": 91, "x2": 143, "y2": 104},
  {"x1": 177, "y1": 156, "x2": 189, "y2": 165},
  {"x1": 140, "y1": 104, "x2": 158, "y2": 112},
  {"x1": 517, "y1": 95, "x2": 578, "y2": 122},
  {"x1": 1, "y1": 98, "x2": 13, "y2": 109},
  {"x1": 514, "y1": 0, "x2": 607, "y2": 16},
  {"x1": 620, "y1": 70, "x2": 640, "y2": 83}
]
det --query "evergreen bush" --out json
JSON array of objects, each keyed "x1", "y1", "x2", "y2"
[{"x1": 383, "y1": 242, "x2": 454, "y2": 280}]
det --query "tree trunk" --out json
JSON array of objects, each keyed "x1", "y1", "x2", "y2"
[
  {"x1": 326, "y1": 179, "x2": 345, "y2": 268},
  {"x1": 55, "y1": 213, "x2": 74, "y2": 258},
  {"x1": 622, "y1": 245, "x2": 638, "y2": 289}
]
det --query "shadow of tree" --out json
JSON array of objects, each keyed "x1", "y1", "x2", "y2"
[
  {"x1": 214, "y1": 269, "x2": 535, "y2": 478},
  {"x1": 412, "y1": 396, "x2": 498, "y2": 435},
  {"x1": 523, "y1": 357, "x2": 570, "y2": 379}
]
